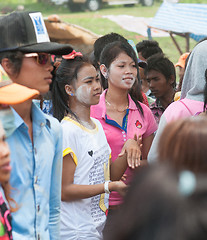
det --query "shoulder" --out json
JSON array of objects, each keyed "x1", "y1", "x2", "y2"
[
  {"x1": 44, "y1": 114, "x2": 63, "y2": 145},
  {"x1": 91, "y1": 91, "x2": 106, "y2": 118},
  {"x1": 138, "y1": 101, "x2": 154, "y2": 117},
  {"x1": 91, "y1": 117, "x2": 105, "y2": 132},
  {"x1": 163, "y1": 99, "x2": 204, "y2": 123},
  {"x1": 61, "y1": 118, "x2": 80, "y2": 133},
  {"x1": 46, "y1": 114, "x2": 61, "y2": 129}
]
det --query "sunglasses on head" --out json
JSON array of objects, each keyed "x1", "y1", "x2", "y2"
[{"x1": 24, "y1": 53, "x2": 51, "y2": 65}]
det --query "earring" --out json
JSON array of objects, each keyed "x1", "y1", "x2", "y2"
[
  {"x1": 70, "y1": 93, "x2": 74, "y2": 96},
  {"x1": 104, "y1": 73, "x2": 108, "y2": 79}
]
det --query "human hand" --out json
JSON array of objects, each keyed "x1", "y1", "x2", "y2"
[
  {"x1": 118, "y1": 134, "x2": 142, "y2": 169},
  {"x1": 121, "y1": 173, "x2": 127, "y2": 182},
  {"x1": 110, "y1": 181, "x2": 127, "y2": 197}
]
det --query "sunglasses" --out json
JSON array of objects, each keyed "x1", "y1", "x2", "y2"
[{"x1": 24, "y1": 53, "x2": 51, "y2": 65}]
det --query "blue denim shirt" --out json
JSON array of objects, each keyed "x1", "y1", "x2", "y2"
[{"x1": 7, "y1": 103, "x2": 63, "y2": 240}]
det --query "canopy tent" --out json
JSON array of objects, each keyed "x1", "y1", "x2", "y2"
[{"x1": 148, "y1": 3, "x2": 207, "y2": 54}]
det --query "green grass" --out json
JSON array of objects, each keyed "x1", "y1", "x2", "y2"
[
  {"x1": 0, "y1": 0, "x2": 203, "y2": 64},
  {"x1": 56, "y1": 2, "x2": 197, "y2": 64}
]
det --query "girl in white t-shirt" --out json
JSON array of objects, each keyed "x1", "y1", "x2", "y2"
[{"x1": 52, "y1": 52, "x2": 141, "y2": 240}]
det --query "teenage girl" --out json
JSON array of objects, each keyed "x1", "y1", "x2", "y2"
[
  {"x1": 90, "y1": 41, "x2": 157, "y2": 234},
  {"x1": 52, "y1": 52, "x2": 141, "y2": 239}
]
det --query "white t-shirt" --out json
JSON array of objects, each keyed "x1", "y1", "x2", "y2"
[{"x1": 60, "y1": 117, "x2": 111, "y2": 240}]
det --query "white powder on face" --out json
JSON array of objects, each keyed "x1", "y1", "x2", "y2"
[
  {"x1": 121, "y1": 75, "x2": 136, "y2": 87},
  {"x1": 75, "y1": 84, "x2": 92, "y2": 105}
]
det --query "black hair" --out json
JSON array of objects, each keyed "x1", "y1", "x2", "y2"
[
  {"x1": 52, "y1": 56, "x2": 92, "y2": 121},
  {"x1": 100, "y1": 41, "x2": 143, "y2": 116},
  {"x1": 145, "y1": 53, "x2": 176, "y2": 88},
  {"x1": 93, "y1": 33, "x2": 128, "y2": 68},
  {"x1": 136, "y1": 40, "x2": 163, "y2": 60},
  {"x1": 0, "y1": 51, "x2": 24, "y2": 76}
]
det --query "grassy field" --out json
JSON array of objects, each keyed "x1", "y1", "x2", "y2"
[{"x1": 0, "y1": 0, "x2": 204, "y2": 64}]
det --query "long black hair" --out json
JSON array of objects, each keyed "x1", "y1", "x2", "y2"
[
  {"x1": 100, "y1": 41, "x2": 144, "y2": 116},
  {"x1": 52, "y1": 56, "x2": 91, "y2": 121}
]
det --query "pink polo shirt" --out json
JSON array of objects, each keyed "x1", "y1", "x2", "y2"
[{"x1": 91, "y1": 90, "x2": 157, "y2": 206}]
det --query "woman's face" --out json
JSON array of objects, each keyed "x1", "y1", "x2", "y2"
[
  {"x1": 74, "y1": 64, "x2": 102, "y2": 106},
  {"x1": 0, "y1": 122, "x2": 11, "y2": 184},
  {"x1": 107, "y1": 52, "x2": 137, "y2": 90}
]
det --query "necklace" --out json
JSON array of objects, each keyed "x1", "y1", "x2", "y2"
[{"x1": 105, "y1": 99, "x2": 128, "y2": 113}]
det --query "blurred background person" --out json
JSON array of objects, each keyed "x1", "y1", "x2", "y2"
[
  {"x1": 136, "y1": 40, "x2": 163, "y2": 104},
  {"x1": 158, "y1": 116, "x2": 207, "y2": 173},
  {"x1": 174, "y1": 52, "x2": 190, "y2": 101},
  {"x1": 175, "y1": 52, "x2": 190, "y2": 92},
  {"x1": 105, "y1": 164, "x2": 207, "y2": 240},
  {"x1": 148, "y1": 40, "x2": 207, "y2": 163},
  {"x1": 145, "y1": 53, "x2": 176, "y2": 125}
]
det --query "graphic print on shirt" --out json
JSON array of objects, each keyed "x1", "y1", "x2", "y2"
[
  {"x1": 135, "y1": 120, "x2": 142, "y2": 129},
  {"x1": 89, "y1": 144, "x2": 110, "y2": 220},
  {"x1": 88, "y1": 150, "x2": 93, "y2": 157}
]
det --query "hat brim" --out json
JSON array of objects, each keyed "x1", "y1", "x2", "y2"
[
  {"x1": 0, "y1": 83, "x2": 39, "y2": 105},
  {"x1": 18, "y1": 42, "x2": 73, "y2": 55}
]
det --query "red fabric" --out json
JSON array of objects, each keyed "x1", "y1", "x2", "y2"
[{"x1": 141, "y1": 92, "x2": 149, "y2": 107}]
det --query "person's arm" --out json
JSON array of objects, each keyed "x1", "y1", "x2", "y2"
[
  {"x1": 142, "y1": 133, "x2": 154, "y2": 160},
  {"x1": 49, "y1": 124, "x2": 63, "y2": 240},
  {"x1": 148, "y1": 115, "x2": 168, "y2": 163},
  {"x1": 62, "y1": 154, "x2": 127, "y2": 202},
  {"x1": 110, "y1": 136, "x2": 141, "y2": 181}
]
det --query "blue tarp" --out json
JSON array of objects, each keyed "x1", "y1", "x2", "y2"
[{"x1": 148, "y1": 2, "x2": 207, "y2": 42}]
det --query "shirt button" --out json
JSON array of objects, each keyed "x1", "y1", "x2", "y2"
[
  {"x1": 34, "y1": 176, "x2": 38, "y2": 184},
  {"x1": 122, "y1": 131, "x2": 125, "y2": 134},
  {"x1": 40, "y1": 122, "x2": 45, "y2": 127},
  {"x1": 37, "y1": 234, "x2": 40, "y2": 240},
  {"x1": 124, "y1": 139, "x2": 126, "y2": 142},
  {"x1": 123, "y1": 135, "x2": 126, "y2": 138},
  {"x1": 37, "y1": 205, "x2": 40, "y2": 212}
]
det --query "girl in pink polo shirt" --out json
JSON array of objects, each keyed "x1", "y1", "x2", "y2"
[
  {"x1": 52, "y1": 52, "x2": 141, "y2": 239},
  {"x1": 90, "y1": 41, "x2": 157, "y2": 234}
]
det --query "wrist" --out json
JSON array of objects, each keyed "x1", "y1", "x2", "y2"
[
  {"x1": 108, "y1": 181, "x2": 117, "y2": 192},
  {"x1": 104, "y1": 181, "x2": 111, "y2": 194}
]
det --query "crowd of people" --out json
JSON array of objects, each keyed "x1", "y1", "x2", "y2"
[{"x1": 0, "y1": 10, "x2": 207, "y2": 240}]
